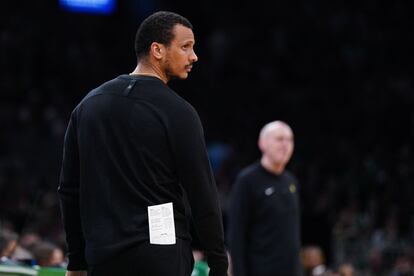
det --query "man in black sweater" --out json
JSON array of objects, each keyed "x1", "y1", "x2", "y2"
[
  {"x1": 58, "y1": 11, "x2": 228, "y2": 276},
  {"x1": 227, "y1": 121, "x2": 303, "y2": 276}
]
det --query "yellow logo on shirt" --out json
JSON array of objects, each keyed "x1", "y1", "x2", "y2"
[{"x1": 289, "y1": 184, "x2": 296, "y2": 193}]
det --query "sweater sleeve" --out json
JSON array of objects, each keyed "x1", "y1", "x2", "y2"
[
  {"x1": 57, "y1": 112, "x2": 88, "y2": 271},
  {"x1": 167, "y1": 103, "x2": 228, "y2": 276},
  {"x1": 227, "y1": 174, "x2": 252, "y2": 276}
]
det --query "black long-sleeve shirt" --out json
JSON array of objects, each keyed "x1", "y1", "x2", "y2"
[
  {"x1": 58, "y1": 75, "x2": 228, "y2": 275},
  {"x1": 227, "y1": 162, "x2": 302, "y2": 276}
]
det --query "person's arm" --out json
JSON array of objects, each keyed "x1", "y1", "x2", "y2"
[
  {"x1": 58, "y1": 112, "x2": 88, "y2": 272},
  {"x1": 227, "y1": 175, "x2": 251, "y2": 276},
  {"x1": 168, "y1": 103, "x2": 228, "y2": 276}
]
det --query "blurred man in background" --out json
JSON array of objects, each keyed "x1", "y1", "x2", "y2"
[
  {"x1": 58, "y1": 11, "x2": 227, "y2": 276},
  {"x1": 227, "y1": 120, "x2": 302, "y2": 276}
]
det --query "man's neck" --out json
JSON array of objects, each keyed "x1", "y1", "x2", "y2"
[
  {"x1": 260, "y1": 156, "x2": 284, "y2": 175},
  {"x1": 130, "y1": 62, "x2": 168, "y2": 83}
]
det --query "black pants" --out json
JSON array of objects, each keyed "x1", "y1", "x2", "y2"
[{"x1": 88, "y1": 239, "x2": 194, "y2": 276}]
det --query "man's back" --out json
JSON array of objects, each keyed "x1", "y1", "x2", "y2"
[{"x1": 60, "y1": 74, "x2": 210, "y2": 265}]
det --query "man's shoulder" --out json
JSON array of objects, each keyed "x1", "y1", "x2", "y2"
[
  {"x1": 155, "y1": 89, "x2": 199, "y2": 121},
  {"x1": 123, "y1": 76, "x2": 197, "y2": 115},
  {"x1": 68, "y1": 76, "x2": 124, "y2": 117},
  {"x1": 77, "y1": 76, "x2": 123, "y2": 103},
  {"x1": 87, "y1": 75, "x2": 125, "y2": 97},
  {"x1": 160, "y1": 87, "x2": 196, "y2": 112},
  {"x1": 235, "y1": 162, "x2": 261, "y2": 183}
]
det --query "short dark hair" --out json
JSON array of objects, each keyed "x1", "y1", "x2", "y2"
[{"x1": 134, "y1": 11, "x2": 193, "y2": 60}]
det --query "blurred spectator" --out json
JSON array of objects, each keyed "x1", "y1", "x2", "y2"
[
  {"x1": 0, "y1": 228, "x2": 19, "y2": 265},
  {"x1": 31, "y1": 241, "x2": 64, "y2": 267},
  {"x1": 388, "y1": 255, "x2": 414, "y2": 276},
  {"x1": 18, "y1": 231, "x2": 41, "y2": 251},
  {"x1": 337, "y1": 263, "x2": 355, "y2": 276},
  {"x1": 191, "y1": 249, "x2": 209, "y2": 276},
  {"x1": 11, "y1": 231, "x2": 41, "y2": 261},
  {"x1": 301, "y1": 245, "x2": 327, "y2": 276},
  {"x1": 371, "y1": 211, "x2": 409, "y2": 271}
]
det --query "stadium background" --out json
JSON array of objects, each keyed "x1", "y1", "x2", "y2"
[{"x1": 1, "y1": 0, "x2": 414, "y2": 274}]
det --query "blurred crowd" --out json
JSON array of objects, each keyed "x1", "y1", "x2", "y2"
[{"x1": 1, "y1": 1, "x2": 414, "y2": 275}]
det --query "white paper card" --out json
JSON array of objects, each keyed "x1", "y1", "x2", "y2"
[{"x1": 148, "y1": 202, "x2": 176, "y2": 245}]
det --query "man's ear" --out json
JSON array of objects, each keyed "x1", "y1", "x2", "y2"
[{"x1": 150, "y1": 42, "x2": 164, "y2": 60}]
